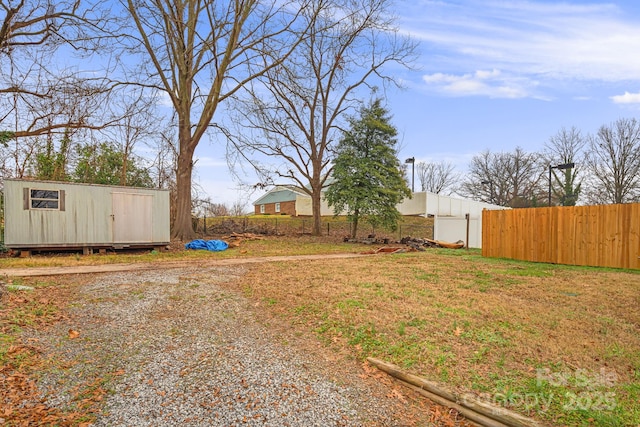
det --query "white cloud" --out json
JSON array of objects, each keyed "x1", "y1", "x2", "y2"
[
  {"x1": 400, "y1": 0, "x2": 640, "y2": 83},
  {"x1": 195, "y1": 156, "x2": 229, "y2": 168},
  {"x1": 610, "y1": 91, "x2": 640, "y2": 104},
  {"x1": 422, "y1": 69, "x2": 532, "y2": 98},
  {"x1": 157, "y1": 91, "x2": 174, "y2": 108}
]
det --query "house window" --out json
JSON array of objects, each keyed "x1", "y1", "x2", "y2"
[
  {"x1": 30, "y1": 189, "x2": 60, "y2": 210},
  {"x1": 260, "y1": 204, "x2": 265, "y2": 213},
  {"x1": 275, "y1": 202, "x2": 281, "y2": 213}
]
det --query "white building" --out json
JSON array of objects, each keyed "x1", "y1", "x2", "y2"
[{"x1": 254, "y1": 187, "x2": 508, "y2": 248}]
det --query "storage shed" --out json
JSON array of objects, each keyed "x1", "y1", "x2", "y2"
[{"x1": 3, "y1": 179, "x2": 170, "y2": 255}]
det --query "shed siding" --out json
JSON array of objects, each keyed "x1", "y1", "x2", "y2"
[{"x1": 4, "y1": 179, "x2": 169, "y2": 247}]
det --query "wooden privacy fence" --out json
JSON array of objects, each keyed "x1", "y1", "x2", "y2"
[{"x1": 482, "y1": 204, "x2": 640, "y2": 269}]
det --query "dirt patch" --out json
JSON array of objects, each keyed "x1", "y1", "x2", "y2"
[
  {"x1": 0, "y1": 264, "x2": 471, "y2": 426},
  {"x1": 0, "y1": 253, "x2": 367, "y2": 278}
]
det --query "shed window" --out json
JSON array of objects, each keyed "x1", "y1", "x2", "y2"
[
  {"x1": 260, "y1": 204, "x2": 265, "y2": 213},
  {"x1": 275, "y1": 202, "x2": 281, "y2": 213},
  {"x1": 30, "y1": 189, "x2": 60, "y2": 210}
]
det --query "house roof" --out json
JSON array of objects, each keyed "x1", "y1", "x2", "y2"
[{"x1": 252, "y1": 185, "x2": 309, "y2": 206}]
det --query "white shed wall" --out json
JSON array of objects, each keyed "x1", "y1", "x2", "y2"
[{"x1": 3, "y1": 179, "x2": 169, "y2": 248}]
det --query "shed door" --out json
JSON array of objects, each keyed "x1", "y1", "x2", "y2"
[{"x1": 112, "y1": 192, "x2": 153, "y2": 243}]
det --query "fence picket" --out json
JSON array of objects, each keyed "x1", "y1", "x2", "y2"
[{"x1": 482, "y1": 204, "x2": 640, "y2": 269}]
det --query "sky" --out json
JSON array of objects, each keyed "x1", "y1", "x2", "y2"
[{"x1": 194, "y1": 0, "x2": 640, "y2": 210}]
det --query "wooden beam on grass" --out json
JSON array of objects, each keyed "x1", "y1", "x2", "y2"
[{"x1": 367, "y1": 357, "x2": 546, "y2": 427}]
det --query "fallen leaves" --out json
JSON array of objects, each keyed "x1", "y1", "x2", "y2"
[
  {"x1": 0, "y1": 279, "x2": 105, "y2": 426},
  {"x1": 0, "y1": 359, "x2": 79, "y2": 426},
  {"x1": 387, "y1": 387, "x2": 408, "y2": 403},
  {"x1": 7, "y1": 343, "x2": 41, "y2": 358}
]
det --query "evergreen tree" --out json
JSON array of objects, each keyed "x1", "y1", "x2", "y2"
[
  {"x1": 553, "y1": 167, "x2": 581, "y2": 206},
  {"x1": 33, "y1": 130, "x2": 73, "y2": 181},
  {"x1": 73, "y1": 142, "x2": 153, "y2": 187},
  {"x1": 325, "y1": 99, "x2": 410, "y2": 238}
]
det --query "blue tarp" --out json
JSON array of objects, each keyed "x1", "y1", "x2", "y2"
[{"x1": 185, "y1": 239, "x2": 229, "y2": 251}]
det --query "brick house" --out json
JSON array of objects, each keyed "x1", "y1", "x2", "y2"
[
  {"x1": 253, "y1": 185, "x2": 508, "y2": 247},
  {"x1": 252, "y1": 186, "x2": 309, "y2": 216}
]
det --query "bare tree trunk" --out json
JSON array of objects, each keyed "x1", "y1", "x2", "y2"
[
  {"x1": 173, "y1": 153, "x2": 194, "y2": 240},
  {"x1": 120, "y1": 156, "x2": 128, "y2": 186},
  {"x1": 311, "y1": 186, "x2": 322, "y2": 236},
  {"x1": 172, "y1": 122, "x2": 196, "y2": 239},
  {"x1": 351, "y1": 208, "x2": 359, "y2": 239}
]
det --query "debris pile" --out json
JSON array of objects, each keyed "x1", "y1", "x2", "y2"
[
  {"x1": 343, "y1": 234, "x2": 391, "y2": 245},
  {"x1": 221, "y1": 233, "x2": 265, "y2": 248},
  {"x1": 361, "y1": 246, "x2": 412, "y2": 255},
  {"x1": 208, "y1": 219, "x2": 275, "y2": 236},
  {"x1": 400, "y1": 236, "x2": 465, "y2": 250}
]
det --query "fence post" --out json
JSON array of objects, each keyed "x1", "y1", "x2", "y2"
[
  {"x1": 275, "y1": 218, "x2": 278, "y2": 235},
  {"x1": 465, "y1": 213, "x2": 470, "y2": 250},
  {"x1": 302, "y1": 220, "x2": 305, "y2": 234}
]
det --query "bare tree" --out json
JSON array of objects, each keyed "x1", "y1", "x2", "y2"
[
  {"x1": 149, "y1": 125, "x2": 178, "y2": 191},
  {"x1": 415, "y1": 160, "x2": 458, "y2": 194},
  {"x1": 0, "y1": 0, "x2": 123, "y2": 187},
  {"x1": 2, "y1": 71, "x2": 112, "y2": 138},
  {"x1": 146, "y1": 125, "x2": 179, "y2": 226},
  {"x1": 460, "y1": 147, "x2": 545, "y2": 207},
  {"x1": 0, "y1": 70, "x2": 117, "y2": 183},
  {"x1": 543, "y1": 126, "x2": 586, "y2": 206},
  {"x1": 208, "y1": 203, "x2": 230, "y2": 217},
  {"x1": 229, "y1": 0, "x2": 416, "y2": 235},
  {"x1": 2, "y1": 132, "x2": 39, "y2": 177},
  {"x1": 1, "y1": 0, "x2": 82, "y2": 54},
  {"x1": 584, "y1": 118, "x2": 640, "y2": 204},
  {"x1": 120, "y1": 0, "x2": 307, "y2": 240},
  {"x1": 230, "y1": 199, "x2": 247, "y2": 216},
  {"x1": 101, "y1": 87, "x2": 161, "y2": 186}
]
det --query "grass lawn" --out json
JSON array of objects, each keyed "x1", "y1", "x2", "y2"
[
  {"x1": 1, "y1": 237, "x2": 638, "y2": 426},
  {"x1": 0, "y1": 236, "x2": 368, "y2": 269},
  {"x1": 221, "y1": 247, "x2": 640, "y2": 426}
]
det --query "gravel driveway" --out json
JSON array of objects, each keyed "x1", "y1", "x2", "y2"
[{"x1": 29, "y1": 266, "x2": 420, "y2": 426}]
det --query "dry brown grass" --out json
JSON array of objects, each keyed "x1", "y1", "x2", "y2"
[
  {"x1": 0, "y1": 236, "x2": 369, "y2": 269},
  {"x1": 222, "y1": 249, "x2": 640, "y2": 426}
]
